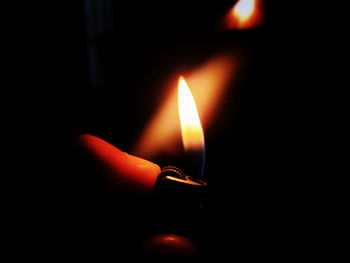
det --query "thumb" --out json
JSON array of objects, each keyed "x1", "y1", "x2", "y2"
[{"x1": 77, "y1": 134, "x2": 161, "y2": 195}]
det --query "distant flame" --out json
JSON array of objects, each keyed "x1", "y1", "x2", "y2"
[
  {"x1": 178, "y1": 76, "x2": 204, "y2": 152},
  {"x1": 224, "y1": 0, "x2": 262, "y2": 29},
  {"x1": 233, "y1": 0, "x2": 255, "y2": 22}
]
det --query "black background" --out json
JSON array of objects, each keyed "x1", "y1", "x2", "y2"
[{"x1": 4, "y1": 0, "x2": 330, "y2": 261}]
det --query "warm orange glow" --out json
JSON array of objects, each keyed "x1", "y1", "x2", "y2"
[
  {"x1": 178, "y1": 76, "x2": 204, "y2": 152},
  {"x1": 224, "y1": 0, "x2": 262, "y2": 29},
  {"x1": 133, "y1": 54, "x2": 236, "y2": 159},
  {"x1": 233, "y1": 0, "x2": 255, "y2": 23}
]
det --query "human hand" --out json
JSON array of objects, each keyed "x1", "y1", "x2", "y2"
[{"x1": 76, "y1": 134, "x2": 203, "y2": 262}]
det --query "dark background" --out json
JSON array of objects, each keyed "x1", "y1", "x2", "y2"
[{"x1": 4, "y1": 0, "x2": 329, "y2": 261}]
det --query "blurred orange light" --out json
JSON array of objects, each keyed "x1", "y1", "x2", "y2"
[{"x1": 225, "y1": 0, "x2": 262, "y2": 29}]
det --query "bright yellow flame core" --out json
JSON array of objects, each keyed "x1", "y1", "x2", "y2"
[
  {"x1": 178, "y1": 76, "x2": 204, "y2": 151},
  {"x1": 233, "y1": 0, "x2": 256, "y2": 23}
]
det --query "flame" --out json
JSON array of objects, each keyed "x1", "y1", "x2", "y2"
[
  {"x1": 224, "y1": 0, "x2": 262, "y2": 29},
  {"x1": 133, "y1": 54, "x2": 236, "y2": 159},
  {"x1": 178, "y1": 76, "x2": 204, "y2": 152},
  {"x1": 233, "y1": 0, "x2": 256, "y2": 23}
]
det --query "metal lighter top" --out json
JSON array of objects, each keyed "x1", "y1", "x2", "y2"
[{"x1": 156, "y1": 166, "x2": 207, "y2": 193}]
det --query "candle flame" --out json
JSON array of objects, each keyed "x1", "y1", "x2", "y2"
[
  {"x1": 178, "y1": 76, "x2": 204, "y2": 152},
  {"x1": 224, "y1": 0, "x2": 262, "y2": 29}
]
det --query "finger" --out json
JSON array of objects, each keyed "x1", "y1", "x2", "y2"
[{"x1": 77, "y1": 134, "x2": 161, "y2": 195}]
